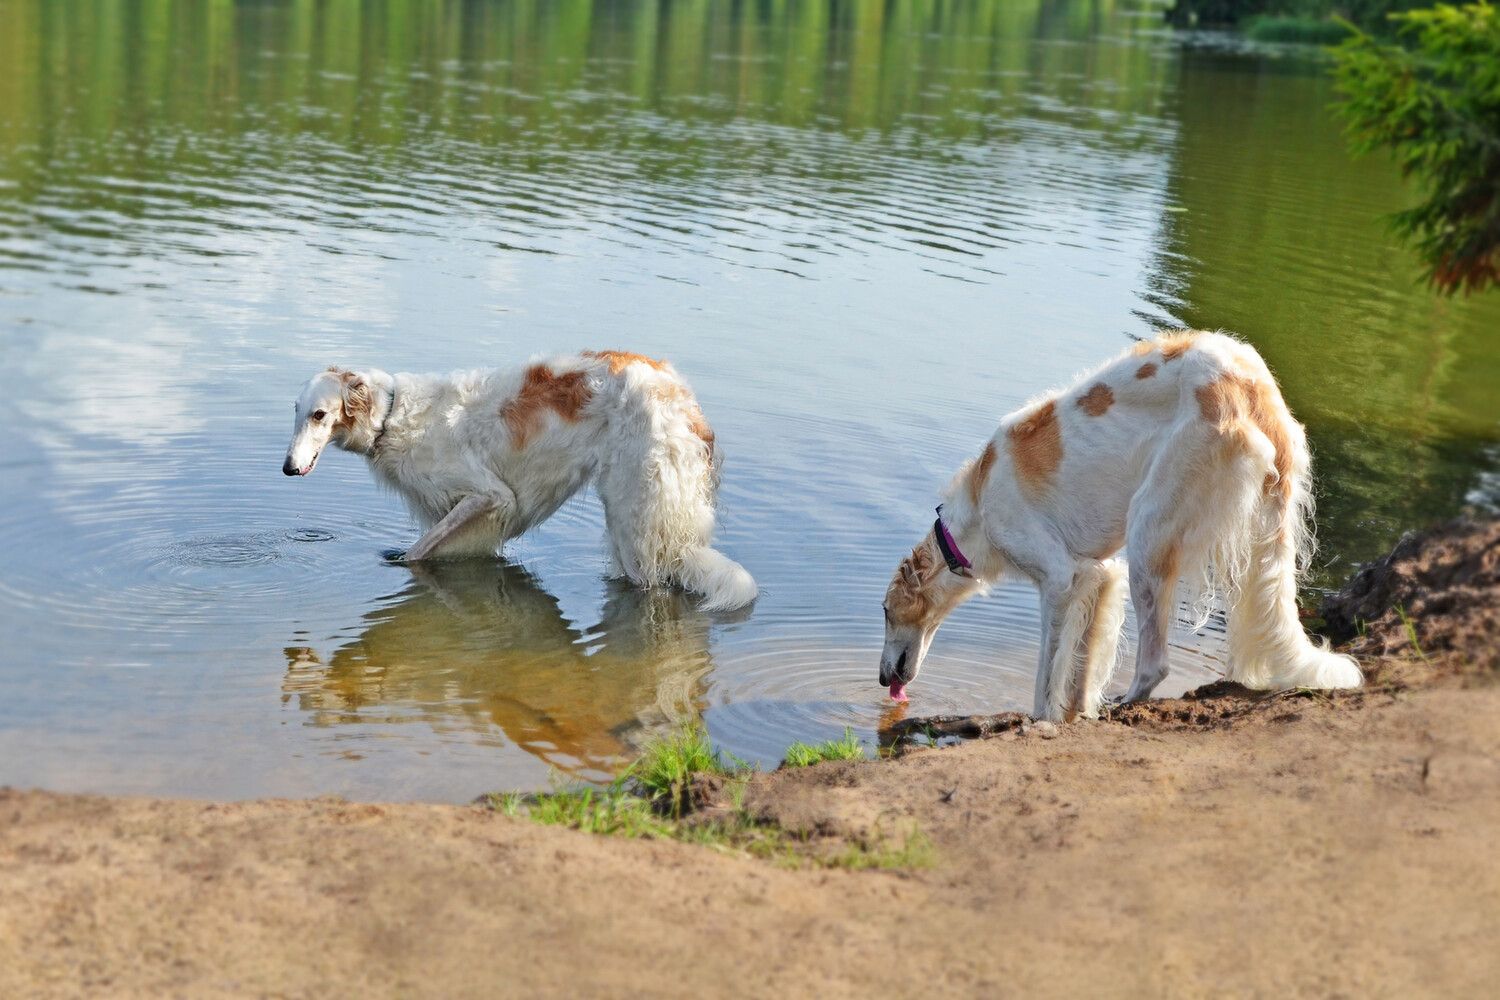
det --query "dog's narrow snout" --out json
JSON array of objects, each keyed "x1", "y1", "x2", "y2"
[{"x1": 282, "y1": 457, "x2": 299, "y2": 476}]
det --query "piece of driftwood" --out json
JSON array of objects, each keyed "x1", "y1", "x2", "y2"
[{"x1": 883, "y1": 711, "x2": 1030, "y2": 744}]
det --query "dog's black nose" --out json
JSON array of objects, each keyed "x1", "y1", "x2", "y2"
[
  {"x1": 282, "y1": 458, "x2": 299, "y2": 476},
  {"x1": 879, "y1": 648, "x2": 909, "y2": 687}
]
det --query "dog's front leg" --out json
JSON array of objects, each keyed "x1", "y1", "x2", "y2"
[
  {"x1": 1035, "y1": 584, "x2": 1068, "y2": 720},
  {"x1": 402, "y1": 489, "x2": 514, "y2": 562},
  {"x1": 1033, "y1": 559, "x2": 1127, "y2": 722}
]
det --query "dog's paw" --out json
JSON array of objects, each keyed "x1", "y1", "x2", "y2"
[{"x1": 381, "y1": 548, "x2": 410, "y2": 565}]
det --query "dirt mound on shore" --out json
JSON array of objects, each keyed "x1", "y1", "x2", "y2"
[{"x1": 1321, "y1": 515, "x2": 1499, "y2": 673}]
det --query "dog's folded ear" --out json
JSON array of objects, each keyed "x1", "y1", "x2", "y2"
[{"x1": 339, "y1": 370, "x2": 372, "y2": 419}]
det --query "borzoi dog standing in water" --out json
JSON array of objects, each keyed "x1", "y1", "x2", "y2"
[
  {"x1": 283, "y1": 351, "x2": 757, "y2": 611},
  {"x1": 880, "y1": 331, "x2": 1362, "y2": 719}
]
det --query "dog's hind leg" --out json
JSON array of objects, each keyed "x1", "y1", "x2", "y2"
[
  {"x1": 1120, "y1": 423, "x2": 1224, "y2": 702},
  {"x1": 402, "y1": 487, "x2": 516, "y2": 562},
  {"x1": 1123, "y1": 552, "x2": 1178, "y2": 703}
]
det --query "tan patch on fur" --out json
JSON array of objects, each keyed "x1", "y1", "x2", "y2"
[
  {"x1": 649, "y1": 382, "x2": 715, "y2": 456},
  {"x1": 688, "y1": 409, "x2": 715, "y2": 455},
  {"x1": 1007, "y1": 400, "x2": 1062, "y2": 496},
  {"x1": 1135, "y1": 362, "x2": 1158, "y2": 379},
  {"x1": 1158, "y1": 332, "x2": 1197, "y2": 361},
  {"x1": 650, "y1": 381, "x2": 689, "y2": 402},
  {"x1": 1077, "y1": 383, "x2": 1114, "y2": 417},
  {"x1": 1132, "y1": 332, "x2": 1198, "y2": 360},
  {"x1": 500, "y1": 365, "x2": 594, "y2": 449},
  {"x1": 1194, "y1": 373, "x2": 1295, "y2": 505},
  {"x1": 1193, "y1": 375, "x2": 1236, "y2": 424},
  {"x1": 968, "y1": 442, "x2": 997, "y2": 506},
  {"x1": 583, "y1": 350, "x2": 671, "y2": 375}
]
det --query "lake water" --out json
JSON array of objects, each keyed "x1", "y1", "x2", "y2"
[{"x1": 2, "y1": 0, "x2": 1496, "y2": 802}]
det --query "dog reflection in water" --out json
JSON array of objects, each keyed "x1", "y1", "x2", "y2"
[{"x1": 283, "y1": 560, "x2": 743, "y2": 780}]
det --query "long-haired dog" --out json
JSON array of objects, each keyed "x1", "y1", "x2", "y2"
[
  {"x1": 879, "y1": 331, "x2": 1362, "y2": 719},
  {"x1": 283, "y1": 350, "x2": 757, "y2": 611}
]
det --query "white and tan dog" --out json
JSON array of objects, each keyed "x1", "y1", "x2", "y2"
[
  {"x1": 879, "y1": 331, "x2": 1362, "y2": 719},
  {"x1": 284, "y1": 350, "x2": 757, "y2": 611}
]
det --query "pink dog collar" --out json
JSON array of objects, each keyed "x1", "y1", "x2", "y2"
[{"x1": 933, "y1": 506, "x2": 973, "y2": 577}]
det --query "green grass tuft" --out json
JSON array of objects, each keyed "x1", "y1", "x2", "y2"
[
  {"x1": 482, "y1": 724, "x2": 934, "y2": 871},
  {"x1": 629, "y1": 724, "x2": 729, "y2": 817},
  {"x1": 480, "y1": 780, "x2": 672, "y2": 838},
  {"x1": 781, "y1": 728, "x2": 867, "y2": 768},
  {"x1": 1245, "y1": 15, "x2": 1354, "y2": 44},
  {"x1": 491, "y1": 791, "x2": 526, "y2": 818}
]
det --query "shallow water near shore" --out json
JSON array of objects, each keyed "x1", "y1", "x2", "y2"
[{"x1": 1, "y1": 0, "x2": 1496, "y2": 802}]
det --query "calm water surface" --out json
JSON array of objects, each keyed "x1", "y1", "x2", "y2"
[{"x1": 2, "y1": 0, "x2": 1496, "y2": 801}]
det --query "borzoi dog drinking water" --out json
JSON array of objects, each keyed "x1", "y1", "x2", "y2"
[
  {"x1": 283, "y1": 351, "x2": 757, "y2": 611},
  {"x1": 879, "y1": 331, "x2": 1362, "y2": 719}
]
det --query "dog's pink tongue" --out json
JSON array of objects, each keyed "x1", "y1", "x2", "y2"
[{"x1": 889, "y1": 681, "x2": 908, "y2": 703}]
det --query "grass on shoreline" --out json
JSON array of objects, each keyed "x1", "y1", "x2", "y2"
[
  {"x1": 782, "y1": 728, "x2": 866, "y2": 768},
  {"x1": 489, "y1": 782, "x2": 669, "y2": 838},
  {"x1": 481, "y1": 724, "x2": 930, "y2": 871},
  {"x1": 628, "y1": 724, "x2": 731, "y2": 817}
]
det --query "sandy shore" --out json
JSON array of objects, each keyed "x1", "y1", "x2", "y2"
[
  {"x1": 4, "y1": 519, "x2": 1497, "y2": 998},
  {"x1": 6, "y1": 681, "x2": 1497, "y2": 997}
]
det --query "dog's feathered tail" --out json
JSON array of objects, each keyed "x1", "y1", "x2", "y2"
[
  {"x1": 600, "y1": 375, "x2": 757, "y2": 612},
  {"x1": 1185, "y1": 381, "x2": 1362, "y2": 691},
  {"x1": 675, "y1": 542, "x2": 758, "y2": 612}
]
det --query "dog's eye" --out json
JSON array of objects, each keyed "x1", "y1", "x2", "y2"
[{"x1": 312, "y1": 410, "x2": 327, "y2": 422}]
